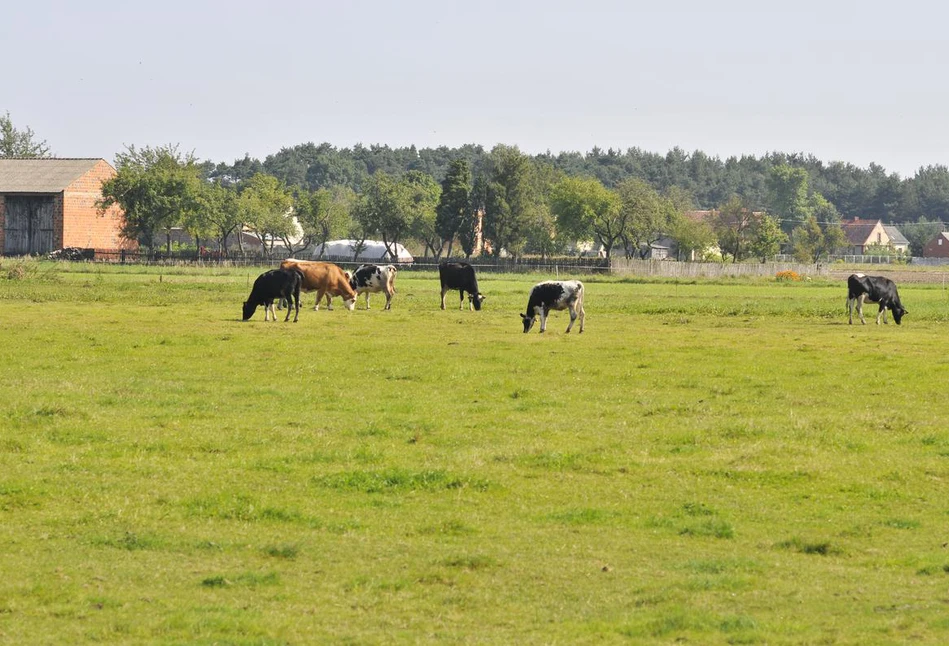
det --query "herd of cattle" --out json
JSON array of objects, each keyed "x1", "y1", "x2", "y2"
[
  {"x1": 241, "y1": 261, "x2": 905, "y2": 332},
  {"x1": 242, "y1": 259, "x2": 585, "y2": 333}
]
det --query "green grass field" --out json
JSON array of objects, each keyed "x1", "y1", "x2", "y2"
[{"x1": 2, "y1": 260, "x2": 949, "y2": 644}]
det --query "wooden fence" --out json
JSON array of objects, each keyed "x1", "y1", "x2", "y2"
[
  {"x1": 609, "y1": 258, "x2": 828, "y2": 279},
  {"x1": 26, "y1": 248, "x2": 831, "y2": 278}
]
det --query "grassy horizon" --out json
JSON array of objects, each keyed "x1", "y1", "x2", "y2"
[{"x1": 2, "y1": 261, "x2": 949, "y2": 644}]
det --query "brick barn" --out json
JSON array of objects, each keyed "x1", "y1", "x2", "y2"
[{"x1": 0, "y1": 158, "x2": 134, "y2": 255}]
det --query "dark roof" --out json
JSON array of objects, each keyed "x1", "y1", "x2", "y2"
[
  {"x1": 0, "y1": 158, "x2": 104, "y2": 193},
  {"x1": 883, "y1": 225, "x2": 909, "y2": 246},
  {"x1": 839, "y1": 219, "x2": 881, "y2": 246}
]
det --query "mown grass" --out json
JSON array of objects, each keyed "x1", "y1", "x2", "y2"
[{"x1": 2, "y1": 260, "x2": 949, "y2": 643}]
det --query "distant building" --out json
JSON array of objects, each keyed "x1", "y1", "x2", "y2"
[
  {"x1": 0, "y1": 158, "x2": 134, "y2": 255},
  {"x1": 923, "y1": 232, "x2": 949, "y2": 258},
  {"x1": 883, "y1": 225, "x2": 910, "y2": 254},
  {"x1": 838, "y1": 218, "x2": 890, "y2": 254}
]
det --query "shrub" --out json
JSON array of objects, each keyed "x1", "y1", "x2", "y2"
[
  {"x1": 775, "y1": 270, "x2": 802, "y2": 282},
  {"x1": 2, "y1": 257, "x2": 39, "y2": 280}
]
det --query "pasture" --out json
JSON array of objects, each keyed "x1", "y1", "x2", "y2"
[{"x1": 2, "y1": 261, "x2": 949, "y2": 644}]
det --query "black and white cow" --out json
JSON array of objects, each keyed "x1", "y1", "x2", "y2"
[
  {"x1": 521, "y1": 280, "x2": 585, "y2": 334},
  {"x1": 439, "y1": 261, "x2": 486, "y2": 311},
  {"x1": 243, "y1": 268, "x2": 302, "y2": 322},
  {"x1": 349, "y1": 264, "x2": 397, "y2": 310},
  {"x1": 847, "y1": 273, "x2": 907, "y2": 325}
]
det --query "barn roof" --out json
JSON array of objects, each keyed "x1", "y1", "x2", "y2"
[{"x1": 0, "y1": 158, "x2": 103, "y2": 193}]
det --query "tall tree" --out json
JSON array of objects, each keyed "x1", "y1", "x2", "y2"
[
  {"x1": 791, "y1": 215, "x2": 847, "y2": 263},
  {"x1": 403, "y1": 170, "x2": 443, "y2": 258},
  {"x1": 238, "y1": 173, "x2": 294, "y2": 257},
  {"x1": 196, "y1": 181, "x2": 241, "y2": 253},
  {"x1": 296, "y1": 185, "x2": 355, "y2": 258},
  {"x1": 0, "y1": 112, "x2": 50, "y2": 157},
  {"x1": 668, "y1": 213, "x2": 716, "y2": 261},
  {"x1": 767, "y1": 164, "x2": 812, "y2": 232},
  {"x1": 435, "y1": 159, "x2": 472, "y2": 258},
  {"x1": 746, "y1": 213, "x2": 787, "y2": 262},
  {"x1": 615, "y1": 178, "x2": 670, "y2": 259},
  {"x1": 98, "y1": 145, "x2": 203, "y2": 250},
  {"x1": 549, "y1": 176, "x2": 623, "y2": 257},
  {"x1": 713, "y1": 195, "x2": 756, "y2": 262},
  {"x1": 355, "y1": 171, "x2": 414, "y2": 260},
  {"x1": 481, "y1": 145, "x2": 542, "y2": 258}
]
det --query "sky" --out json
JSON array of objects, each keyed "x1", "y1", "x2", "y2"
[{"x1": 4, "y1": 0, "x2": 948, "y2": 177}]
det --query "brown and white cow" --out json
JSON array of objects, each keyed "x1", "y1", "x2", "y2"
[{"x1": 279, "y1": 259, "x2": 357, "y2": 311}]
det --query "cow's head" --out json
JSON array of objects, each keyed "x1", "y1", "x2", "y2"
[
  {"x1": 242, "y1": 300, "x2": 257, "y2": 321},
  {"x1": 343, "y1": 296, "x2": 357, "y2": 311},
  {"x1": 470, "y1": 293, "x2": 486, "y2": 311},
  {"x1": 893, "y1": 306, "x2": 907, "y2": 325},
  {"x1": 521, "y1": 312, "x2": 536, "y2": 333}
]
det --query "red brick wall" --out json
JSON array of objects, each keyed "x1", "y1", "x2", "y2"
[
  {"x1": 923, "y1": 236, "x2": 949, "y2": 258},
  {"x1": 62, "y1": 160, "x2": 137, "y2": 251}
]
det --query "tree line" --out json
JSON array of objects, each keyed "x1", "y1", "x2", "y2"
[
  {"x1": 97, "y1": 143, "x2": 857, "y2": 264},
  {"x1": 3, "y1": 111, "x2": 948, "y2": 259}
]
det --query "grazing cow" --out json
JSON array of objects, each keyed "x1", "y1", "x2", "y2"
[
  {"x1": 521, "y1": 280, "x2": 585, "y2": 334},
  {"x1": 439, "y1": 261, "x2": 486, "y2": 311},
  {"x1": 242, "y1": 268, "x2": 301, "y2": 322},
  {"x1": 349, "y1": 264, "x2": 398, "y2": 310},
  {"x1": 279, "y1": 259, "x2": 356, "y2": 311},
  {"x1": 847, "y1": 273, "x2": 907, "y2": 325}
]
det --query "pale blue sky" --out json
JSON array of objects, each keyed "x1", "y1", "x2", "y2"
[{"x1": 4, "y1": 0, "x2": 947, "y2": 177}]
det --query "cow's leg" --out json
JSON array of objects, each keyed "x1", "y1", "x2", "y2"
[
  {"x1": 384, "y1": 287, "x2": 393, "y2": 310},
  {"x1": 364, "y1": 292, "x2": 371, "y2": 310},
  {"x1": 326, "y1": 293, "x2": 334, "y2": 311},
  {"x1": 857, "y1": 294, "x2": 867, "y2": 324},
  {"x1": 282, "y1": 289, "x2": 297, "y2": 322},
  {"x1": 440, "y1": 287, "x2": 448, "y2": 310},
  {"x1": 539, "y1": 307, "x2": 548, "y2": 333},
  {"x1": 314, "y1": 289, "x2": 324, "y2": 311},
  {"x1": 577, "y1": 302, "x2": 585, "y2": 333},
  {"x1": 459, "y1": 290, "x2": 465, "y2": 310},
  {"x1": 290, "y1": 290, "x2": 299, "y2": 322},
  {"x1": 847, "y1": 296, "x2": 853, "y2": 324},
  {"x1": 878, "y1": 306, "x2": 888, "y2": 325},
  {"x1": 265, "y1": 301, "x2": 276, "y2": 322},
  {"x1": 565, "y1": 304, "x2": 577, "y2": 333}
]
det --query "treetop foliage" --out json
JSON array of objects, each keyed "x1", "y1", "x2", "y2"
[
  {"x1": 206, "y1": 142, "x2": 949, "y2": 225},
  {"x1": 0, "y1": 111, "x2": 51, "y2": 158}
]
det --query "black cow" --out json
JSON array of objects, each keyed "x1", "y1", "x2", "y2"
[
  {"x1": 439, "y1": 262, "x2": 485, "y2": 311},
  {"x1": 243, "y1": 268, "x2": 302, "y2": 322},
  {"x1": 847, "y1": 273, "x2": 906, "y2": 325},
  {"x1": 521, "y1": 280, "x2": 585, "y2": 333}
]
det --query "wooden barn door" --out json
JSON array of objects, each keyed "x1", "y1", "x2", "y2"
[{"x1": 3, "y1": 196, "x2": 55, "y2": 255}]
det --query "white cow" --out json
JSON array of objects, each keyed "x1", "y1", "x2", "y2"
[
  {"x1": 520, "y1": 280, "x2": 585, "y2": 333},
  {"x1": 349, "y1": 264, "x2": 398, "y2": 310}
]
